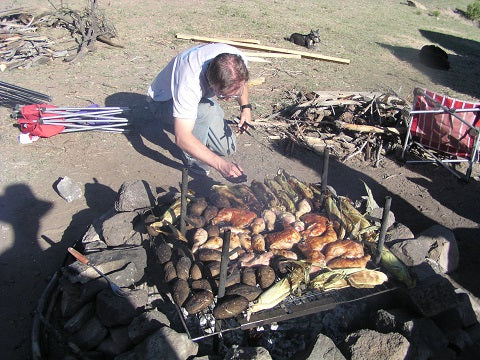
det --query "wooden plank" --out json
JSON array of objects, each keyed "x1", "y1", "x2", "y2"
[
  {"x1": 244, "y1": 52, "x2": 301, "y2": 59},
  {"x1": 176, "y1": 33, "x2": 350, "y2": 65}
]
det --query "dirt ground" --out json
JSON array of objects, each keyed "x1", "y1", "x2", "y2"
[{"x1": 1, "y1": 1, "x2": 480, "y2": 359}]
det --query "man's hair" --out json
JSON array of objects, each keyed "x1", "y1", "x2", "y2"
[{"x1": 206, "y1": 53, "x2": 249, "y2": 93}]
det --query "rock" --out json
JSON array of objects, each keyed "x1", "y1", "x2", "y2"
[
  {"x1": 114, "y1": 327, "x2": 198, "y2": 360},
  {"x1": 128, "y1": 309, "x2": 170, "y2": 344},
  {"x1": 306, "y1": 333, "x2": 346, "y2": 360},
  {"x1": 374, "y1": 308, "x2": 416, "y2": 335},
  {"x1": 417, "y1": 225, "x2": 459, "y2": 273},
  {"x1": 389, "y1": 224, "x2": 459, "y2": 274},
  {"x1": 390, "y1": 238, "x2": 431, "y2": 266},
  {"x1": 385, "y1": 222, "x2": 415, "y2": 244},
  {"x1": 115, "y1": 180, "x2": 157, "y2": 212},
  {"x1": 69, "y1": 316, "x2": 108, "y2": 351},
  {"x1": 96, "y1": 336, "x2": 131, "y2": 357},
  {"x1": 345, "y1": 329, "x2": 409, "y2": 360},
  {"x1": 224, "y1": 345, "x2": 272, "y2": 360},
  {"x1": 96, "y1": 288, "x2": 148, "y2": 327},
  {"x1": 56, "y1": 176, "x2": 83, "y2": 202},
  {"x1": 110, "y1": 326, "x2": 133, "y2": 351},
  {"x1": 370, "y1": 207, "x2": 395, "y2": 229},
  {"x1": 101, "y1": 211, "x2": 143, "y2": 246},
  {"x1": 63, "y1": 246, "x2": 147, "y2": 286},
  {"x1": 64, "y1": 302, "x2": 95, "y2": 333},
  {"x1": 407, "y1": 271, "x2": 459, "y2": 317},
  {"x1": 405, "y1": 318, "x2": 450, "y2": 359}
]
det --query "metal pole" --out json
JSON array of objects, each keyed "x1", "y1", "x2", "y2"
[
  {"x1": 0, "y1": 81, "x2": 51, "y2": 102},
  {"x1": 179, "y1": 167, "x2": 189, "y2": 236},
  {"x1": 321, "y1": 147, "x2": 329, "y2": 193},
  {"x1": 375, "y1": 196, "x2": 392, "y2": 265},
  {"x1": 217, "y1": 230, "x2": 231, "y2": 299}
]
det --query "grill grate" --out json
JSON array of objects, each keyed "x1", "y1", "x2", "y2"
[{"x1": 179, "y1": 279, "x2": 398, "y2": 341}]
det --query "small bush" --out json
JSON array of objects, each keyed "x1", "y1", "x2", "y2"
[
  {"x1": 430, "y1": 10, "x2": 441, "y2": 17},
  {"x1": 466, "y1": 1, "x2": 480, "y2": 20}
]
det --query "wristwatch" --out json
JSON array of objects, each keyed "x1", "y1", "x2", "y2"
[{"x1": 240, "y1": 104, "x2": 252, "y2": 111}]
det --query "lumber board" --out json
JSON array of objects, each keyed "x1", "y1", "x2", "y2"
[
  {"x1": 244, "y1": 52, "x2": 301, "y2": 59},
  {"x1": 176, "y1": 33, "x2": 350, "y2": 64}
]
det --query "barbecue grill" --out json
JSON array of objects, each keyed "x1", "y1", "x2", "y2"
[
  {"x1": 178, "y1": 280, "x2": 399, "y2": 341},
  {"x1": 169, "y1": 149, "x2": 403, "y2": 342}
]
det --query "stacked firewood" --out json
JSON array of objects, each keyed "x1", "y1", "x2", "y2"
[
  {"x1": 257, "y1": 91, "x2": 410, "y2": 166},
  {"x1": 0, "y1": 1, "x2": 121, "y2": 70}
]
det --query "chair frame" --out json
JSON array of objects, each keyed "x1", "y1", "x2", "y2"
[{"x1": 401, "y1": 88, "x2": 480, "y2": 181}]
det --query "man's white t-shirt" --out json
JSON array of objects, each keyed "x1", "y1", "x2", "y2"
[{"x1": 147, "y1": 43, "x2": 247, "y2": 120}]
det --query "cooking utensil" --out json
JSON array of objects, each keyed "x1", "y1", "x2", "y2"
[{"x1": 67, "y1": 247, "x2": 128, "y2": 297}]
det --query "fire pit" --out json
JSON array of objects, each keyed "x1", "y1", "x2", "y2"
[{"x1": 32, "y1": 170, "x2": 479, "y2": 359}]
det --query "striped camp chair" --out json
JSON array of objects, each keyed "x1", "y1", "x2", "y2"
[{"x1": 401, "y1": 88, "x2": 480, "y2": 181}]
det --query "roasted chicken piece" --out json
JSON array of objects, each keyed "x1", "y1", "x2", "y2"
[
  {"x1": 300, "y1": 213, "x2": 329, "y2": 226},
  {"x1": 199, "y1": 234, "x2": 242, "y2": 251},
  {"x1": 300, "y1": 214, "x2": 329, "y2": 238},
  {"x1": 296, "y1": 243, "x2": 326, "y2": 265},
  {"x1": 240, "y1": 251, "x2": 274, "y2": 267},
  {"x1": 327, "y1": 254, "x2": 371, "y2": 269},
  {"x1": 271, "y1": 249, "x2": 298, "y2": 260},
  {"x1": 251, "y1": 234, "x2": 266, "y2": 252},
  {"x1": 251, "y1": 217, "x2": 266, "y2": 234},
  {"x1": 265, "y1": 226, "x2": 302, "y2": 250},
  {"x1": 322, "y1": 239, "x2": 364, "y2": 262},
  {"x1": 302, "y1": 222, "x2": 337, "y2": 251},
  {"x1": 212, "y1": 207, "x2": 257, "y2": 228}
]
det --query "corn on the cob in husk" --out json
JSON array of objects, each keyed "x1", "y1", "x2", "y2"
[
  {"x1": 324, "y1": 194, "x2": 346, "y2": 239},
  {"x1": 284, "y1": 171, "x2": 314, "y2": 200},
  {"x1": 339, "y1": 196, "x2": 377, "y2": 242},
  {"x1": 250, "y1": 180, "x2": 281, "y2": 210},
  {"x1": 274, "y1": 169, "x2": 299, "y2": 203},
  {"x1": 378, "y1": 246, "x2": 416, "y2": 289},
  {"x1": 264, "y1": 178, "x2": 296, "y2": 213},
  {"x1": 148, "y1": 191, "x2": 194, "y2": 231},
  {"x1": 211, "y1": 185, "x2": 247, "y2": 208},
  {"x1": 246, "y1": 262, "x2": 309, "y2": 319},
  {"x1": 230, "y1": 184, "x2": 265, "y2": 214}
]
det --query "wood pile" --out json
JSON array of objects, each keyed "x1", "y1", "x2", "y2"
[
  {"x1": 0, "y1": 0, "x2": 121, "y2": 70},
  {"x1": 256, "y1": 91, "x2": 411, "y2": 166}
]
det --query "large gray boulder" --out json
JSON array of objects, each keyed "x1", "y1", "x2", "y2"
[
  {"x1": 345, "y1": 329, "x2": 409, "y2": 360},
  {"x1": 306, "y1": 333, "x2": 346, "y2": 360},
  {"x1": 114, "y1": 327, "x2": 198, "y2": 360}
]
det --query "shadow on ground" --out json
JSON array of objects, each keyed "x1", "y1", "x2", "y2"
[
  {"x1": 0, "y1": 178, "x2": 118, "y2": 359},
  {"x1": 377, "y1": 30, "x2": 480, "y2": 99}
]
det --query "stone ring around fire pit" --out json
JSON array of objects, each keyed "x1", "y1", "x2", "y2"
[{"x1": 32, "y1": 178, "x2": 480, "y2": 359}]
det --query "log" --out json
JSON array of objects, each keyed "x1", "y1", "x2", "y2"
[
  {"x1": 325, "y1": 120, "x2": 403, "y2": 135},
  {"x1": 175, "y1": 33, "x2": 350, "y2": 64}
]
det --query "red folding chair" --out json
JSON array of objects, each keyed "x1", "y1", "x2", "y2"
[{"x1": 401, "y1": 88, "x2": 480, "y2": 181}]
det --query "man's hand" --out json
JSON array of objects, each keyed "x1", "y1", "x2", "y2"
[
  {"x1": 218, "y1": 160, "x2": 246, "y2": 182},
  {"x1": 237, "y1": 108, "x2": 252, "y2": 134}
]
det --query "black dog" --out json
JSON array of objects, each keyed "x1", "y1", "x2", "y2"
[
  {"x1": 419, "y1": 45, "x2": 450, "y2": 70},
  {"x1": 285, "y1": 29, "x2": 320, "y2": 49}
]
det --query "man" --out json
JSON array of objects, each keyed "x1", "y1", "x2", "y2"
[{"x1": 147, "y1": 43, "x2": 252, "y2": 181}]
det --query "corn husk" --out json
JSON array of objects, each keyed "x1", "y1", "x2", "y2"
[
  {"x1": 246, "y1": 262, "x2": 309, "y2": 319},
  {"x1": 324, "y1": 194, "x2": 346, "y2": 239},
  {"x1": 309, "y1": 268, "x2": 363, "y2": 291},
  {"x1": 211, "y1": 185, "x2": 246, "y2": 208},
  {"x1": 274, "y1": 169, "x2": 299, "y2": 203},
  {"x1": 339, "y1": 196, "x2": 377, "y2": 242},
  {"x1": 378, "y1": 246, "x2": 416, "y2": 289},
  {"x1": 149, "y1": 191, "x2": 194, "y2": 230},
  {"x1": 284, "y1": 171, "x2": 314, "y2": 199}
]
